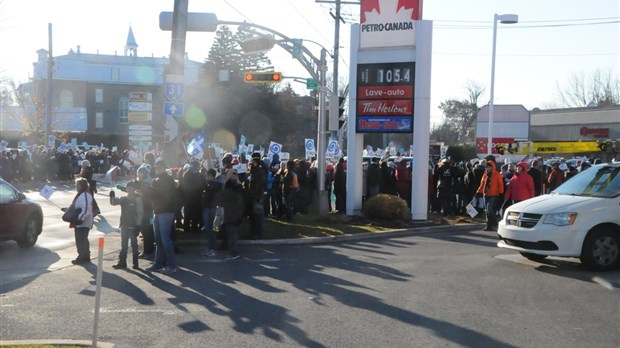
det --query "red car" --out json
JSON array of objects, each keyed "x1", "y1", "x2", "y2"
[{"x1": 0, "y1": 178, "x2": 43, "y2": 247}]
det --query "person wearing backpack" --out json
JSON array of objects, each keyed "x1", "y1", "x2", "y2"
[{"x1": 110, "y1": 181, "x2": 144, "y2": 269}]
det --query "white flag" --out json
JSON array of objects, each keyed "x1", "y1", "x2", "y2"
[{"x1": 39, "y1": 185, "x2": 55, "y2": 200}]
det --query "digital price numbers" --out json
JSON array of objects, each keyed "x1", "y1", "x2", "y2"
[{"x1": 358, "y1": 62, "x2": 415, "y2": 86}]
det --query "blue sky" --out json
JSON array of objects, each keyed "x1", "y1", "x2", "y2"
[{"x1": 1, "y1": 0, "x2": 618, "y2": 125}]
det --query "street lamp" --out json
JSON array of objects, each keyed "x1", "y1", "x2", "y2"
[{"x1": 487, "y1": 13, "x2": 518, "y2": 156}]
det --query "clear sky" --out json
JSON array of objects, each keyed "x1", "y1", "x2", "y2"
[{"x1": 1, "y1": 0, "x2": 618, "y2": 126}]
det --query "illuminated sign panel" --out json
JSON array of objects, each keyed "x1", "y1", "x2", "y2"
[{"x1": 356, "y1": 62, "x2": 415, "y2": 133}]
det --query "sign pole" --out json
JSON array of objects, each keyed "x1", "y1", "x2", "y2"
[{"x1": 92, "y1": 237, "x2": 104, "y2": 348}]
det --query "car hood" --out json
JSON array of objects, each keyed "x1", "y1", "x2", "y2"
[{"x1": 508, "y1": 194, "x2": 603, "y2": 214}]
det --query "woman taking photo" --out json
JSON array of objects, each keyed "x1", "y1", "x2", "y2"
[{"x1": 71, "y1": 178, "x2": 94, "y2": 264}]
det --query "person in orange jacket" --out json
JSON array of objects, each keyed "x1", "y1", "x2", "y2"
[{"x1": 476, "y1": 161, "x2": 504, "y2": 231}]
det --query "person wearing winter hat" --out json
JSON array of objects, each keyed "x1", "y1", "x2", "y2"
[
  {"x1": 504, "y1": 161, "x2": 535, "y2": 204},
  {"x1": 548, "y1": 161, "x2": 565, "y2": 192}
]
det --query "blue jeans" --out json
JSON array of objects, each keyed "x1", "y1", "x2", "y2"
[
  {"x1": 485, "y1": 195, "x2": 500, "y2": 230},
  {"x1": 202, "y1": 208, "x2": 217, "y2": 250},
  {"x1": 119, "y1": 226, "x2": 139, "y2": 266},
  {"x1": 152, "y1": 212, "x2": 176, "y2": 269}
]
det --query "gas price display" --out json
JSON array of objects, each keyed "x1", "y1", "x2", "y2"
[
  {"x1": 356, "y1": 62, "x2": 415, "y2": 133},
  {"x1": 358, "y1": 62, "x2": 415, "y2": 86}
]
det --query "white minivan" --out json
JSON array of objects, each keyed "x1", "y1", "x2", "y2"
[{"x1": 497, "y1": 162, "x2": 620, "y2": 271}]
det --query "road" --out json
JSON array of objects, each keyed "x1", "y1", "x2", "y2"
[{"x1": 1, "y1": 182, "x2": 619, "y2": 347}]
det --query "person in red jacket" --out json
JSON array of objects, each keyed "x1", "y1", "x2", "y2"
[
  {"x1": 505, "y1": 161, "x2": 535, "y2": 204},
  {"x1": 547, "y1": 161, "x2": 565, "y2": 192}
]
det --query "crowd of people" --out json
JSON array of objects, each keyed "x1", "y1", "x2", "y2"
[
  {"x1": 0, "y1": 145, "x2": 140, "y2": 184},
  {"x1": 429, "y1": 155, "x2": 602, "y2": 231},
  {"x1": 2, "y1": 142, "x2": 606, "y2": 272}
]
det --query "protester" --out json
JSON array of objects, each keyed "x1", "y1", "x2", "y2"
[
  {"x1": 110, "y1": 181, "x2": 144, "y2": 270},
  {"x1": 69, "y1": 178, "x2": 94, "y2": 264},
  {"x1": 146, "y1": 160, "x2": 180, "y2": 274},
  {"x1": 334, "y1": 158, "x2": 347, "y2": 213},
  {"x1": 246, "y1": 156, "x2": 266, "y2": 239},
  {"x1": 476, "y1": 161, "x2": 504, "y2": 232},
  {"x1": 366, "y1": 157, "x2": 381, "y2": 200},
  {"x1": 135, "y1": 165, "x2": 155, "y2": 259},
  {"x1": 504, "y1": 161, "x2": 535, "y2": 204},
  {"x1": 200, "y1": 169, "x2": 222, "y2": 256},
  {"x1": 547, "y1": 161, "x2": 565, "y2": 192},
  {"x1": 395, "y1": 158, "x2": 412, "y2": 207},
  {"x1": 215, "y1": 169, "x2": 244, "y2": 260}
]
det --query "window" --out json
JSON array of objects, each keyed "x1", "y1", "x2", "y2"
[
  {"x1": 118, "y1": 97, "x2": 129, "y2": 124},
  {"x1": 95, "y1": 88, "x2": 103, "y2": 103},
  {"x1": 95, "y1": 112, "x2": 103, "y2": 128},
  {"x1": 60, "y1": 89, "x2": 73, "y2": 108}
]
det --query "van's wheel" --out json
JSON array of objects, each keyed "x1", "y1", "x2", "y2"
[
  {"x1": 519, "y1": 252, "x2": 548, "y2": 262},
  {"x1": 580, "y1": 227, "x2": 620, "y2": 271}
]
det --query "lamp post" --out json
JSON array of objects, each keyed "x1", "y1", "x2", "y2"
[{"x1": 487, "y1": 13, "x2": 518, "y2": 155}]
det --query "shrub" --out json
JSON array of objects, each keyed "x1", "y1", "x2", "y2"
[{"x1": 363, "y1": 194, "x2": 410, "y2": 221}]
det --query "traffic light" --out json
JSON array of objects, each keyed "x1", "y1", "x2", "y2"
[{"x1": 243, "y1": 72, "x2": 283, "y2": 83}]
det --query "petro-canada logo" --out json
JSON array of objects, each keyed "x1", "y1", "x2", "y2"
[
  {"x1": 360, "y1": 0, "x2": 422, "y2": 48},
  {"x1": 361, "y1": 0, "x2": 421, "y2": 24}
]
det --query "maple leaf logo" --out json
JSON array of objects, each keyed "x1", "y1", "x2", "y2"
[{"x1": 361, "y1": 0, "x2": 420, "y2": 23}]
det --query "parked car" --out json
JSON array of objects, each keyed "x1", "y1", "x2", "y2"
[
  {"x1": 497, "y1": 162, "x2": 620, "y2": 271},
  {"x1": 0, "y1": 178, "x2": 43, "y2": 247}
]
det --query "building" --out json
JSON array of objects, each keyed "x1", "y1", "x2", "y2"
[
  {"x1": 530, "y1": 105, "x2": 620, "y2": 142},
  {"x1": 2, "y1": 26, "x2": 202, "y2": 151}
]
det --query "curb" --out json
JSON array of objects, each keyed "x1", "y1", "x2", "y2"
[
  {"x1": 0, "y1": 339, "x2": 114, "y2": 347},
  {"x1": 177, "y1": 222, "x2": 484, "y2": 246}
]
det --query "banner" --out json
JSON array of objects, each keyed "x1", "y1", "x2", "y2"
[
  {"x1": 187, "y1": 131, "x2": 205, "y2": 157},
  {"x1": 305, "y1": 138, "x2": 316, "y2": 158},
  {"x1": 326, "y1": 139, "x2": 340, "y2": 157}
]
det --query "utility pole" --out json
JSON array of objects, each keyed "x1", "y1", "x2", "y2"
[
  {"x1": 163, "y1": 0, "x2": 188, "y2": 164},
  {"x1": 45, "y1": 23, "x2": 53, "y2": 145}
]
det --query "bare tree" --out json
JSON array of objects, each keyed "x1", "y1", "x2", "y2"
[
  {"x1": 556, "y1": 69, "x2": 620, "y2": 107},
  {"x1": 433, "y1": 80, "x2": 485, "y2": 145}
]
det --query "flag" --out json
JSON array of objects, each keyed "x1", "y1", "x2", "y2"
[
  {"x1": 187, "y1": 131, "x2": 206, "y2": 157},
  {"x1": 39, "y1": 185, "x2": 55, "y2": 200},
  {"x1": 268, "y1": 141, "x2": 282, "y2": 155}
]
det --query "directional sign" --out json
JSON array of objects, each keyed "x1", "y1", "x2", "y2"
[
  {"x1": 163, "y1": 102, "x2": 184, "y2": 117},
  {"x1": 306, "y1": 78, "x2": 317, "y2": 90},
  {"x1": 128, "y1": 102, "x2": 152, "y2": 112},
  {"x1": 128, "y1": 124, "x2": 152, "y2": 130}
]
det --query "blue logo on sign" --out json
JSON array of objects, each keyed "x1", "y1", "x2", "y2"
[
  {"x1": 328, "y1": 141, "x2": 338, "y2": 152},
  {"x1": 270, "y1": 143, "x2": 282, "y2": 154},
  {"x1": 305, "y1": 140, "x2": 314, "y2": 150},
  {"x1": 164, "y1": 82, "x2": 185, "y2": 101}
]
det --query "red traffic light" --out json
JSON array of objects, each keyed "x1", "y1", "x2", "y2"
[{"x1": 243, "y1": 72, "x2": 283, "y2": 83}]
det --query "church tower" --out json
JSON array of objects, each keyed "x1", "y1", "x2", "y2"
[{"x1": 124, "y1": 25, "x2": 138, "y2": 56}]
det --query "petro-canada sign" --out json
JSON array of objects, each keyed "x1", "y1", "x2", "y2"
[{"x1": 360, "y1": 0, "x2": 422, "y2": 48}]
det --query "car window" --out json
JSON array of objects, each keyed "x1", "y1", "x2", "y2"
[
  {"x1": 553, "y1": 165, "x2": 620, "y2": 198},
  {"x1": 0, "y1": 182, "x2": 18, "y2": 202}
]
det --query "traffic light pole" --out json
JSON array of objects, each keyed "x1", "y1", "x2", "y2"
[{"x1": 317, "y1": 48, "x2": 328, "y2": 213}]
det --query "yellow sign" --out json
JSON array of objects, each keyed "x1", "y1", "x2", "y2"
[
  {"x1": 128, "y1": 112, "x2": 151, "y2": 122},
  {"x1": 511, "y1": 141, "x2": 599, "y2": 154}
]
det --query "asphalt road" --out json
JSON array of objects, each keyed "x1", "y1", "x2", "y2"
[{"x1": 1, "y1": 182, "x2": 619, "y2": 347}]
